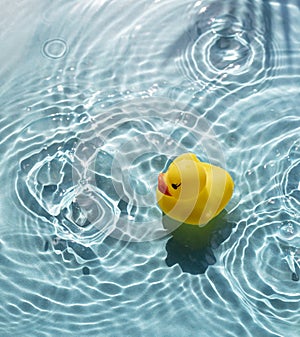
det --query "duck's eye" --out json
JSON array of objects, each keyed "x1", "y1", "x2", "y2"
[{"x1": 171, "y1": 183, "x2": 181, "y2": 190}]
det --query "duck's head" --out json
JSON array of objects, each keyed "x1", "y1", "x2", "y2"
[
  {"x1": 157, "y1": 153, "x2": 206, "y2": 199},
  {"x1": 156, "y1": 153, "x2": 206, "y2": 222}
]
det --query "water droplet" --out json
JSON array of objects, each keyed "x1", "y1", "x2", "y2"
[
  {"x1": 52, "y1": 237, "x2": 60, "y2": 245},
  {"x1": 281, "y1": 222, "x2": 294, "y2": 235},
  {"x1": 292, "y1": 272, "x2": 299, "y2": 282},
  {"x1": 80, "y1": 179, "x2": 88, "y2": 186},
  {"x1": 44, "y1": 241, "x2": 49, "y2": 251},
  {"x1": 279, "y1": 222, "x2": 295, "y2": 239},
  {"x1": 42, "y1": 39, "x2": 68, "y2": 59},
  {"x1": 82, "y1": 267, "x2": 90, "y2": 275}
]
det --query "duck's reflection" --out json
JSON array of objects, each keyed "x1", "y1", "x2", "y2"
[{"x1": 163, "y1": 210, "x2": 234, "y2": 274}]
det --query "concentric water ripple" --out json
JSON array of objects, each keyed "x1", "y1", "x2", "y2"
[
  {"x1": 174, "y1": 1, "x2": 275, "y2": 93},
  {"x1": 213, "y1": 79, "x2": 300, "y2": 335},
  {"x1": 15, "y1": 97, "x2": 225, "y2": 244},
  {"x1": 182, "y1": 16, "x2": 267, "y2": 89}
]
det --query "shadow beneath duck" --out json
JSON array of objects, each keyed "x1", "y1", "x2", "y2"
[{"x1": 163, "y1": 210, "x2": 235, "y2": 275}]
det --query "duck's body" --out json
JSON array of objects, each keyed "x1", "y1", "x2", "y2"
[{"x1": 156, "y1": 153, "x2": 234, "y2": 225}]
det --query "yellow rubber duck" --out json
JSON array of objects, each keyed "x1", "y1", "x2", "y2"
[{"x1": 156, "y1": 153, "x2": 234, "y2": 225}]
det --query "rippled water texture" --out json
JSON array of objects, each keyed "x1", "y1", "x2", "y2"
[{"x1": 0, "y1": 0, "x2": 299, "y2": 336}]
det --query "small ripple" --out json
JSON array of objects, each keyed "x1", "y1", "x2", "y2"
[{"x1": 42, "y1": 39, "x2": 68, "y2": 59}]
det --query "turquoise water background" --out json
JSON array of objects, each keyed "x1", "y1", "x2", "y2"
[{"x1": 0, "y1": 0, "x2": 299, "y2": 336}]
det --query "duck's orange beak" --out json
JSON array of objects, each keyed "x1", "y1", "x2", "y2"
[{"x1": 158, "y1": 173, "x2": 171, "y2": 196}]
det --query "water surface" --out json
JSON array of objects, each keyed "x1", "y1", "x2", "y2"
[{"x1": 0, "y1": 1, "x2": 299, "y2": 336}]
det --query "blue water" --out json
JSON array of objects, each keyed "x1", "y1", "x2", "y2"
[{"x1": 0, "y1": 0, "x2": 299, "y2": 336}]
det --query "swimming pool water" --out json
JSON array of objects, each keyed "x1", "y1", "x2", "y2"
[{"x1": 0, "y1": 0, "x2": 299, "y2": 336}]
